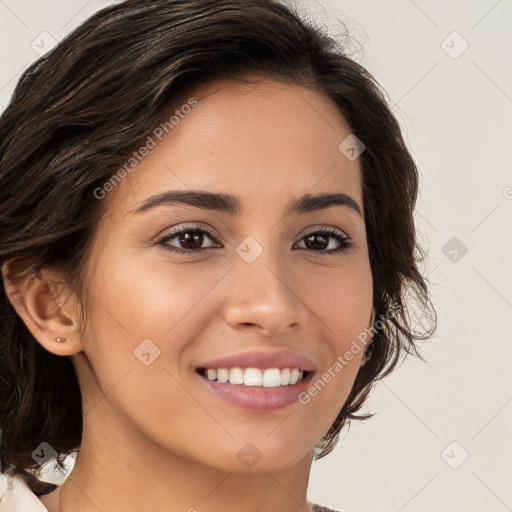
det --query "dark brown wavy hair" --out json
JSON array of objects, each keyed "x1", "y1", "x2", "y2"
[{"x1": 0, "y1": 0, "x2": 436, "y2": 491}]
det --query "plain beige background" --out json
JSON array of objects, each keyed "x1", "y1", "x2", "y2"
[{"x1": 0, "y1": 1, "x2": 511, "y2": 511}]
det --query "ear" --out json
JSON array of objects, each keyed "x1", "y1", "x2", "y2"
[{"x1": 1, "y1": 258, "x2": 84, "y2": 356}]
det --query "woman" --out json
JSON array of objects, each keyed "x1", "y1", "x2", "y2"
[{"x1": 0, "y1": 0, "x2": 436, "y2": 510}]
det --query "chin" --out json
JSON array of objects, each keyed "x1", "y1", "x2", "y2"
[{"x1": 193, "y1": 437, "x2": 314, "y2": 474}]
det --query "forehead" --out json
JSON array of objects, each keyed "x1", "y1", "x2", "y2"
[{"x1": 105, "y1": 77, "x2": 363, "y2": 219}]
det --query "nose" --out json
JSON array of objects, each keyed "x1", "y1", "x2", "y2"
[{"x1": 222, "y1": 248, "x2": 309, "y2": 337}]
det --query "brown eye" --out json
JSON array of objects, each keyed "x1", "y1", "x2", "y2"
[
  {"x1": 157, "y1": 226, "x2": 221, "y2": 255},
  {"x1": 177, "y1": 230, "x2": 206, "y2": 250},
  {"x1": 294, "y1": 227, "x2": 354, "y2": 255}
]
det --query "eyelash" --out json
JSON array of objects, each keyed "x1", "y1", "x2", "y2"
[{"x1": 156, "y1": 224, "x2": 354, "y2": 256}]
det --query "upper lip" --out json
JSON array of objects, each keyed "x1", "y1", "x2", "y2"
[{"x1": 196, "y1": 349, "x2": 316, "y2": 372}]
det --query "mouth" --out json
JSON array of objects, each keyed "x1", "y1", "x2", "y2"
[
  {"x1": 194, "y1": 366, "x2": 314, "y2": 412},
  {"x1": 196, "y1": 366, "x2": 311, "y2": 387}
]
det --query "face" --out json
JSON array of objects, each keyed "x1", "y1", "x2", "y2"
[{"x1": 74, "y1": 77, "x2": 373, "y2": 473}]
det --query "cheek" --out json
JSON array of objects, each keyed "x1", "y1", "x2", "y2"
[
  {"x1": 89, "y1": 253, "x2": 225, "y2": 341},
  {"x1": 78, "y1": 254, "x2": 225, "y2": 401},
  {"x1": 297, "y1": 257, "x2": 372, "y2": 401},
  {"x1": 302, "y1": 255, "x2": 373, "y2": 343}
]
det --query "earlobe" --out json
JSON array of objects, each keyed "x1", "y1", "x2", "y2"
[{"x1": 1, "y1": 259, "x2": 83, "y2": 356}]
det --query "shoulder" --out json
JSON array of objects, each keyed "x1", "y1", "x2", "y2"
[{"x1": 0, "y1": 470, "x2": 51, "y2": 511}]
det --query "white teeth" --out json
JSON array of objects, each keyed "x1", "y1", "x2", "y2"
[
  {"x1": 217, "y1": 368, "x2": 229, "y2": 383},
  {"x1": 204, "y1": 367, "x2": 305, "y2": 387},
  {"x1": 228, "y1": 367, "x2": 244, "y2": 385},
  {"x1": 262, "y1": 368, "x2": 282, "y2": 388},
  {"x1": 244, "y1": 367, "x2": 262, "y2": 387},
  {"x1": 206, "y1": 369, "x2": 217, "y2": 381},
  {"x1": 289, "y1": 368, "x2": 300, "y2": 385}
]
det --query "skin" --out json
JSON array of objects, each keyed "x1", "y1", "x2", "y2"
[{"x1": 4, "y1": 76, "x2": 373, "y2": 512}]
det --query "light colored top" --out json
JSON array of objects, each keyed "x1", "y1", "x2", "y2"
[
  {"x1": 0, "y1": 470, "x2": 342, "y2": 511},
  {"x1": 0, "y1": 471, "x2": 49, "y2": 511}
]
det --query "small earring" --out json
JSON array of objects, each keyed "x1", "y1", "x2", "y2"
[{"x1": 55, "y1": 337, "x2": 66, "y2": 343}]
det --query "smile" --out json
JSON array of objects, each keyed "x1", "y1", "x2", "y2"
[
  {"x1": 198, "y1": 367, "x2": 307, "y2": 387},
  {"x1": 195, "y1": 367, "x2": 314, "y2": 412}
]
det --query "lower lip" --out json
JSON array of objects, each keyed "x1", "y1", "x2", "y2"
[{"x1": 196, "y1": 371, "x2": 314, "y2": 412}]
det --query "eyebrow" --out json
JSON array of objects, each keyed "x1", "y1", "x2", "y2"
[{"x1": 132, "y1": 189, "x2": 363, "y2": 218}]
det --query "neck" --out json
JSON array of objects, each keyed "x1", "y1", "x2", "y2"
[{"x1": 53, "y1": 393, "x2": 314, "y2": 512}]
